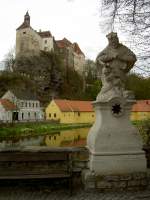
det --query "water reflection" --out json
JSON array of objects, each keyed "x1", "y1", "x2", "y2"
[
  {"x1": 0, "y1": 127, "x2": 90, "y2": 148},
  {"x1": 45, "y1": 127, "x2": 90, "y2": 147}
]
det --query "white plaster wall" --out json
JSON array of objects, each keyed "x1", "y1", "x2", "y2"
[
  {"x1": 0, "y1": 105, "x2": 12, "y2": 122},
  {"x1": 18, "y1": 100, "x2": 44, "y2": 121},
  {"x1": 41, "y1": 37, "x2": 54, "y2": 52}
]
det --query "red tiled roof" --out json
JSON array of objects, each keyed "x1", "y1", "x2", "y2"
[
  {"x1": 56, "y1": 38, "x2": 72, "y2": 48},
  {"x1": 73, "y1": 42, "x2": 85, "y2": 56},
  {"x1": 0, "y1": 99, "x2": 17, "y2": 111},
  {"x1": 38, "y1": 31, "x2": 52, "y2": 38},
  {"x1": 54, "y1": 99, "x2": 93, "y2": 112},
  {"x1": 132, "y1": 100, "x2": 150, "y2": 112},
  {"x1": 56, "y1": 39, "x2": 84, "y2": 56}
]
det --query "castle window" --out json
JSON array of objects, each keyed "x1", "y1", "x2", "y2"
[
  {"x1": 23, "y1": 31, "x2": 26, "y2": 34},
  {"x1": 45, "y1": 40, "x2": 47, "y2": 44},
  {"x1": 28, "y1": 112, "x2": 30, "y2": 118}
]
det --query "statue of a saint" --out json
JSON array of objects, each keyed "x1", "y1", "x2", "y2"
[{"x1": 96, "y1": 32, "x2": 136, "y2": 101}]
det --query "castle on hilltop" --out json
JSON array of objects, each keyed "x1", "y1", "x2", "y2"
[{"x1": 16, "y1": 12, "x2": 85, "y2": 74}]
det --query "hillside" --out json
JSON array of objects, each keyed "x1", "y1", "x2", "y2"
[{"x1": 0, "y1": 51, "x2": 85, "y2": 105}]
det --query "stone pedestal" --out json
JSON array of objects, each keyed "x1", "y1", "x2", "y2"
[{"x1": 87, "y1": 97, "x2": 146, "y2": 174}]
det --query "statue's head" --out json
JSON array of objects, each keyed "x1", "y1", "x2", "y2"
[{"x1": 106, "y1": 32, "x2": 119, "y2": 48}]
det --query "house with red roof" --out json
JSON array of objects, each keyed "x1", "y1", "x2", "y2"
[
  {"x1": 0, "y1": 90, "x2": 44, "y2": 123},
  {"x1": 131, "y1": 100, "x2": 150, "y2": 121},
  {"x1": 45, "y1": 99, "x2": 95, "y2": 124},
  {"x1": 0, "y1": 99, "x2": 17, "y2": 122}
]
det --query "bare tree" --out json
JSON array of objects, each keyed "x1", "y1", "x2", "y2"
[
  {"x1": 99, "y1": 0, "x2": 150, "y2": 76},
  {"x1": 4, "y1": 47, "x2": 15, "y2": 72}
]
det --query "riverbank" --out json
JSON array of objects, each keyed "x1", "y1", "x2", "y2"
[{"x1": 0, "y1": 122, "x2": 92, "y2": 140}]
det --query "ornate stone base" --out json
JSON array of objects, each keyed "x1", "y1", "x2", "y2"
[
  {"x1": 82, "y1": 170, "x2": 149, "y2": 191},
  {"x1": 87, "y1": 98, "x2": 147, "y2": 174}
]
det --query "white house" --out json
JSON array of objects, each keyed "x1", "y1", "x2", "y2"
[{"x1": 1, "y1": 90, "x2": 44, "y2": 122}]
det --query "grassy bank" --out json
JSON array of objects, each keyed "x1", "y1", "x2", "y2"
[{"x1": 0, "y1": 122, "x2": 92, "y2": 139}]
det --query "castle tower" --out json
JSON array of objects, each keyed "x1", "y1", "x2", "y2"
[
  {"x1": 24, "y1": 11, "x2": 30, "y2": 27},
  {"x1": 16, "y1": 12, "x2": 41, "y2": 58}
]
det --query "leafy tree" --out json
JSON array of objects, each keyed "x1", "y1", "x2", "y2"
[
  {"x1": 0, "y1": 71, "x2": 35, "y2": 98},
  {"x1": 126, "y1": 73, "x2": 150, "y2": 99},
  {"x1": 84, "y1": 80, "x2": 102, "y2": 100}
]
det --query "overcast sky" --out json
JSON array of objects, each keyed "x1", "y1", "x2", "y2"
[{"x1": 0, "y1": 0, "x2": 110, "y2": 69}]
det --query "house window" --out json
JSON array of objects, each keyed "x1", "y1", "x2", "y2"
[
  {"x1": 78, "y1": 112, "x2": 80, "y2": 116},
  {"x1": 54, "y1": 136, "x2": 56, "y2": 140},
  {"x1": 29, "y1": 102, "x2": 31, "y2": 107},
  {"x1": 36, "y1": 102, "x2": 38, "y2": 107},
  {"x1": 54, "y1": 113, "x2": 56, "y2": 118},
  {"x1": 45, "y1": 40, "x2": 47, "y2": 44},
  {"x1": 34, "y1": 112, "x2": 36, "y2": 119},
  {"x1": 25, "y1": 102, "x2": 27, "y2": 107},
  {"x1": 21, "y1": 102, "x2": 24, "y2": 107},
  {"x1": 23, "y1": 31, "x2": 26, "y2": 34},
  {"x1": 92, "y1": 114, "x2": 94, "y2": 117},
  {"x1": 22, "y1": 113, "x2": 24, "y2": 120},
  {"x1": 33, "y1": 103, "x2": 34, "y2": 107},
  {"x1": 49, "y1": 113, "x2": 51, "y2": 118}
]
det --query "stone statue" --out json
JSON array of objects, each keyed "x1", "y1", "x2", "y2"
[
  {"x1": 84, "y1": 32, "x2": 147, "y2": 188},
  {"x1": 96, "y1": 32, "x2": 136, "y2": 101}
]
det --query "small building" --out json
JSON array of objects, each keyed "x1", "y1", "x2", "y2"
[
  {"x1": 1, "y1": 90, "x2": 44, "y2": 122},
  {"x1": 0, "y1": 99, "x2": 17, "y2": 123},
  {"x1": 131, "y1": 100, "x2": 150, "y2": 121},
  {"x1": 45, "y1": 99, "x2": 95, "y2": 124}
]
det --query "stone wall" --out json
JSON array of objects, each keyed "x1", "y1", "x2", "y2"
[
  {"x1": 16, "y1": 27, "x2": 41, "y2": 57},
  {"x1": 82, "y1": 170, "x2": 150, "y2": 191}
]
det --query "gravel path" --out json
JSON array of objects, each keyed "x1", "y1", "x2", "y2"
[{"x1": 0, "y1": 185, "x2": 150, "y2": 200}]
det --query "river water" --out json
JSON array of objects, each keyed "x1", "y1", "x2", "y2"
[{"x1": 0, "y1": 127, "x2": 90, "y2": 149}]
